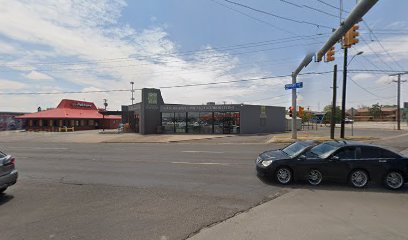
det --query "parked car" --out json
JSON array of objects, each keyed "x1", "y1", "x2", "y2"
[
  {"x1": 256, "y1": 141, "x2": 408, "y2": 190},
  {"x1": 0, "y1": 151, "x2": 18, "y2": 193},
  {"x1": 344, "y1": 118, "x2": 354, "y2": 124}
]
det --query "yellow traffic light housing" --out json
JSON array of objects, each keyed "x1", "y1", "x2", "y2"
[
  {"x1": 342, "y1": 24, "x2": 359, "y2": 48},
  {"x1": 349, "y1": 24, "x2": 359, "y2": 45},
  {"x1": 298, "y1": 106, "x2": 305, "y2": 118},
  {"x1": 325, "y1": 46, "x2": 335, "y2": 62}
]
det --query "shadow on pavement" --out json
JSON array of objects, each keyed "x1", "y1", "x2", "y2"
[
  {"x1": 0, "y1": 193, "x2": 14, "y2": 206},
  {"x1": 257, "y1": 174, "x2": 408, "y2": 194}
]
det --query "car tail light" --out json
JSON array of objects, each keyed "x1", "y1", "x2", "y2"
[{"x1": 4, "y1": 157, "x2": 15, "y2": 166}]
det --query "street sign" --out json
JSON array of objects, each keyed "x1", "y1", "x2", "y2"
[{"x1": 285, "y1": 82, "x2": 303, "y2": 90}]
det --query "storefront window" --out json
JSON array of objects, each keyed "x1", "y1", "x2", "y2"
[
  {"x1": 162, "y1": 112, "x2": 175, "y2": 133},
  {"x1": 187, "y1": 112, "x2": 200, "y2": 134},
  {"x1": 199, "y1": 112, "x2": 213, "y2": 134},
  {"x1": 175, "y1": 112, "x2": 186, "y2": 133},
  {"x1": 214, "y1": 112, "x2": 240, "y2": 134}
]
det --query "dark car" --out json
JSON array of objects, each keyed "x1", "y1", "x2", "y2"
[
  {"x1": 256, "y1": 141, "x2": 408, "y2": 190},
  {"x1": 0, "y1": 151, "x2": 18, "y2": 193}
]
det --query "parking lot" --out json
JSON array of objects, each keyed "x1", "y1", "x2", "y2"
[{"x1": 0, "y1": 126, "x2": 407, "y2": 240}]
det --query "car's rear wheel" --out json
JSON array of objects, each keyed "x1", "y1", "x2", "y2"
[
  {"x1": 275, "y1": 167, "x2": 292, "y2": 185},
  {"x1": 0, "y1": 187, "x2": 7, "y2": 194},
  {"x1": 349, "y1": 170, "x2": 369, "y2": 188},
  {"x1": 384, "y1": 171, "x2": 404, "y2": 190},
  {"x1": 307, "y1": 169, "x2": 323, "y2": 186}
]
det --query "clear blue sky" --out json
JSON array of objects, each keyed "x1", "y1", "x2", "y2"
[{"x1": 0, "y1": 0, "x2": 407, "y2": 112}]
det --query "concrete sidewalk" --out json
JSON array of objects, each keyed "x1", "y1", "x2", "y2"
[
  {"x1": 0, "y1": 130, "x2": 231, "y2": 143},
  {"x1": 189, "y1": 187, "x2": 408, "y2": 240}
]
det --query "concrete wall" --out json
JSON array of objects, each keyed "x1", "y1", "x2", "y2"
[{"x1": 240, "y1": 105, "x2": 285, "y2": 134}]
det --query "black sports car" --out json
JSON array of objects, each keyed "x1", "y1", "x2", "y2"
[{"x1": 256, "y1": 141, "x2": 408, "y2": 190}]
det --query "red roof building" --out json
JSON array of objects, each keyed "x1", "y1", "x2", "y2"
[{"x1": 16, "y1": 99, "x2": 121, "y2": 131}]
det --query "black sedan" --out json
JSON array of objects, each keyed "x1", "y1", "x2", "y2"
[
  {"x1": 256, "y1": 141, "x2": 408, "y2": 190},
  {"x1": 0, "y1": 151, "x2": 18, "y2": 194}
]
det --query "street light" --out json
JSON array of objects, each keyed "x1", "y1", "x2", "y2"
[
  {"x1": 130, "y1": 81, "x2": 135, "y2": 105},
  {"x1": 341, "y1": 51, "x2": 363, "y2": 138},
  {"x1": 347, "y1": 51, "x2": 364, "y2": 66}
]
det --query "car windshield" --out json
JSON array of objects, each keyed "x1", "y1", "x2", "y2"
[
  {"x1": 281, "y1": 142, "x2": 308, "y2": 157},
  {"x1": 310, "y1": 142, "x2": 340, "y2": 159},
  {"x1": 0, "y1": 151, "x2": 6, "y2": 158}
]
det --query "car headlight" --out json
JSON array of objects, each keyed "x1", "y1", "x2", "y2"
[{"x1": 261, "y1": 160, "x2": 273, "y2": 167}]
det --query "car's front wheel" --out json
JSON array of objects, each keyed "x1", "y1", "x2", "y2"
[
  {"x1": 307, "y1": 169, "x2": 323, "y2": 186},
  {"x1": 349, "y1": 169, "x2": 369, "y2": 188},
  {"x1": 384, "y1": 171, "x2": 404, "y2": 190},
  {"x1": 275, "y1": 167, "x2": 292, "y2": 185}
]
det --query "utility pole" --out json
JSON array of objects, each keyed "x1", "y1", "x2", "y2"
[
  {"x1": 102, "y1": 99, "x2": 108, "y2": 132},
  {"x1": 330, "y1": 64, "x2": 337, "y2": 139},
  {"x1": 390, "y1": 73, "x2": 408, "y2": 130},
  {"x1": 340, "y1": 47, "x2": 348, "y2": 138}
]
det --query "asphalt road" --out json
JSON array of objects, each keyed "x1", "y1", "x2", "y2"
[
  {"x1": 1, "y1": 130, "x2": 407, "y2": 240},
  {"x1": 0, "y1": 141, "x2": 286, "y2": 240}
]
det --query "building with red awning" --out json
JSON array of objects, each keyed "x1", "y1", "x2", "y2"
[{"x1": 16, "y1": 99, "x2": 121, "y2": 131}]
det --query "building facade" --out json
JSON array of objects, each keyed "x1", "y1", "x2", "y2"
[
  {"x1": 17, "y1": 99, "x2": 121, "y2": 131},
  {"x1": 0, "y1": 112, "x2": 26, "y2": 131},
  {"x1": 122, "y1": 88, "x2": 286, "y2": 134}
]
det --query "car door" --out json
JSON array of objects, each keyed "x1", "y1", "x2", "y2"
[
  {"x1": 358, "y1": 146, "x2": 385, "y2": 181},
  {"x1": 323, "y1": 147, "x2": 357, "y2": 182}
]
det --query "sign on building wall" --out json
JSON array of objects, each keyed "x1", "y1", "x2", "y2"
[
  {"x1": 161, "y1": 105, "x2": 238, "y2": 112},
  {"x1": 148, "y1": 92, "x2": 158, "y2": 105}
]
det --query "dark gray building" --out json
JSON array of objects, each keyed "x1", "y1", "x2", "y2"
[{"x1": 122, "y1": 88, "x2": 286, "y2": 134}]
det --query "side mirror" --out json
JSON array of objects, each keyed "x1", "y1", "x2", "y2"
[{"x1": 298, "y1": 155, "x2": 306, "y2": 160}]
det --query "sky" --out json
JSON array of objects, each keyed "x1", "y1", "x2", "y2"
[{"x1": 0, "y1": 0, "x2": 407, "y2": 112}]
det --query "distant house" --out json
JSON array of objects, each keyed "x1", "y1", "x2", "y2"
[
  {"x1": 353, "y1": 107, "x2": 397, "y2": 122},
  {"x1": 16, "y1": 99, "x2": 121, "y2": 131}
]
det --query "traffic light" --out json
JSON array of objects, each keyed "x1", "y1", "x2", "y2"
[
  {"x1": 298, "y1": 106, "x2": 305, "y2": 118},
  {"x1": 342, "y1": 24, "x2": 359, "y2": 48},
  {"x1": 289, "y1": 106, "x2": 294, "y2": 117},
  {"x1": 325, "y1": 46, "x2": 335, "y2": 62}
]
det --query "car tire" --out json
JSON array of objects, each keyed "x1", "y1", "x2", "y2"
[
  {"x1": 275, "y1": 167, "x2": 293, "y2": 185},
  {"x1": 0, "y1": 187, "x2": 7, "y2": 194},
  {"x1": 384, "y1": 171, "x2": 404, "y2": 190},
  {"x1": 307, "y1": 169, "x2": 323, "y2": 186},
  {"x1": 349, "y1": 169, "x2": 369, "y2": 188}
]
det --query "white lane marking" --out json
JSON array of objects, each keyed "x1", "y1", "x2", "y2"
[
  {"x1": 171, "y1": 161, "x2": 230, "y2": 166},
  {"x1": 181, "y1": 150, "x2": 224, "y2": 154},
  {"x1": 5, "y1": 147, "x2": 69, "y2": 150}
]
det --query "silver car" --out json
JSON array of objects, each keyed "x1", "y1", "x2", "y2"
[{"x1": 0, "y1": 151, "x2": 18, "y2": 193}]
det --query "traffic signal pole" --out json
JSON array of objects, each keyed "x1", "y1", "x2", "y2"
[
  {"x1": 340, "y1": 47, "x2": 348, "y2": 138},
  {"x1": 291, "y1": 53, "x2": 314, "y2": 139},
  {"x1": 291, "y1": 74, "x2": 297, "y2": 139}
]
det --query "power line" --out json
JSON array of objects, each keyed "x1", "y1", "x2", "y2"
[
  {"x1": 348, "y1": 76, "x2": 394, "y2": 99},
  {"x1": 0, "y1": 40, "x2": 326, "y2": 74},
  {"x1": 222, "y1": 0, "x2": 334, "y2": 29},
  {"x1": 280, "y1": 0, "x2": 339, "y2": 18},
  {"x1": 361, "y1": 21, "x2": 405, "y2": 71},
  {"x1": 1, "y1": 33, "x2": 329, "y2": 69},
  {"x1": 209, "y1": 0, "x2": 298, "y2": 35},
  {"x1": 0, "y1": 71, "x2": 333, "y2": 95}
]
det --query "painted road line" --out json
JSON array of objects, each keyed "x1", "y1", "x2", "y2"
[
  {"x1": 171, "y1": 161, "x2": 230, "y2": 166},
  {"x1": 5, "y1": 147, "x2": 69, "y2": 150},
  {"x1": 181, "y1": 151, "x2": 224, "y2": 154}
]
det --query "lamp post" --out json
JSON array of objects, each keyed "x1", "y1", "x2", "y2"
[
  {"x1": 340, "y1": 51, "x2": 363, "y2": 138},
  {"x1": 130, "y1": 81, "x2": 135, "y2": 105}
]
